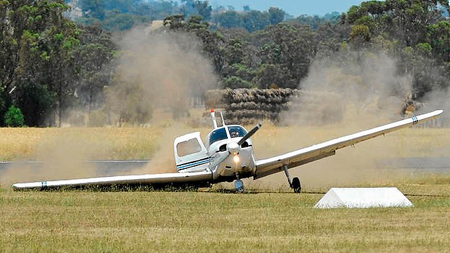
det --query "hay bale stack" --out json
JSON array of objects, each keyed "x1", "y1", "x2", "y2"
[
  {"x1": 205, "y1": 89, "x2": 344, "y2": 125},
  {"x1": 205, "y1": 89, "x2": 296, "y2": 124}
]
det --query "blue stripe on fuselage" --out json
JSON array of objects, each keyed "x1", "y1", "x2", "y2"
[{"x1": 177, "y1": 158, "x2": 210, "y2": 170}]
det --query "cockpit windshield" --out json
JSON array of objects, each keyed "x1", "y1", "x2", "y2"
[
  {"x1": 228, "y1": 126, "x2": 247, "y2": 138},
  {"x1": 209, "y1": 126, "x2": 248, "y2": 145},
  {"x1": 209, "y1": 128, "x2": 228, "y2": 145}
]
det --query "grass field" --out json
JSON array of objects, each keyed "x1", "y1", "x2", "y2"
[
  {"x1": 1, "y1": 122, "x2": 450, "y2": 252},
  {"x1": 0, "y1": 127, "x2": 163, "y2": 161},
  {"x1": 1, "y1": 181, "x2": 450, "y2": 252}
]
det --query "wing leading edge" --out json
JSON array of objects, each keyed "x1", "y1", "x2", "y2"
[
  {"x1": 254, "y1": 110, "x2": 443, "y2": 179},
  {"x1": 12, "y1": 171, "x2": 213, "y2": 190}
]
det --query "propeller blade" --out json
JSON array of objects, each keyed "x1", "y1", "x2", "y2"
[{"x1": 238, "y1": 123, "x2": 262, "y2": 146}]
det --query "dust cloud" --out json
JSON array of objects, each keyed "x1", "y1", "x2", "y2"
[
  {"x1": 105, "y1": 26, "x2": 218, "y2": 124},
  {"x1": 256, "y1": 52, "x2": 434, "y2": 189},
  {"x1": 281, "y1": 52, "x2": 412, "y2": 127},
  {"x1": 129, "y1": 121, "x2": 186, "y2": 175},
  {"x1": 1, "y1": 133, "x2": 98, "y2": 186},
  {"x1": 422, "y1": 89, "x2": 450, "y2": 126},
  {"x1": 110, "y1": 26, "x2": 219, "y2": 173}
]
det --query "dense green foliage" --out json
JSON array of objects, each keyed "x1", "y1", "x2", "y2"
[
  {"x1": 1, "y1": 0, "x2": 449, "y2": 126},
  {"x1": 342, "y1": 0, "x2": 450, "y2": 97},
  {"x1": 4, "y1": 105, "x2": 24, "y2": 127},
  {"x1": 1, "y1": 0, "x2": 116, "y2": 126}
]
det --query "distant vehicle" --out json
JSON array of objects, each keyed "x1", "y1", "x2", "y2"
[{"x1": 12, "y1": 109, "x2": 443, "y2": 192}]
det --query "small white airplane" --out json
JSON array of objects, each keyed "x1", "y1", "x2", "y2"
[{"x1": 12, "y1": 109, "x2": 443, "y2": 192}]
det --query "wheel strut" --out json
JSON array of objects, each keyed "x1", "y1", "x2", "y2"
[
  {"x1": 283, "y1": 165, "x2": 292, "y2": 187},
  {"x1": 283, "y1": 165, "x2": 301, "y2": 193}
]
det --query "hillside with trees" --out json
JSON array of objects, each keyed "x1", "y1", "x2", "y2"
[{"x1": 1, "y1": 0, "x2": 449, "y2": 127}]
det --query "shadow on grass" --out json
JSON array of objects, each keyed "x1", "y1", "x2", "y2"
[
  {"x1": 8, "y1": 184, "x2": 331, "y2": 194},
  {"x1": 11, "y1": 183, "x2": 204, "y2": 193}
]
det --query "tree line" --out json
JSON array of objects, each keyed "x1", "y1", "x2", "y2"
[{"x1": 1, "y1": 0, "x2": 449, "y2": 127}]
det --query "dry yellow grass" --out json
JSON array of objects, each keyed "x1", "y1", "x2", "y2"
[
  {"x1": 0, "y1": 127, "x2": 162, "y2": 161},
  {"x1": 2, "y1": 125, "x2": 448, "y2": 162}
]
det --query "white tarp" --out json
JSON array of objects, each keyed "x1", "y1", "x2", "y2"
[{"x1": 314, "y1": 187, "x2": 413, "y2": 209}]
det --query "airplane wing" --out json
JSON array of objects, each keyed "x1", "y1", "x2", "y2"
[
  {"x1": 12, "y1": 171, "x2": 213, "y2": 190},
  {"x1": 254, "y1": 110, "x2": 443, "y2": 179}
]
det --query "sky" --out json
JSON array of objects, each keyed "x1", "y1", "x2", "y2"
[{"x1": 209, "y1": 0, "x2": 368, "y2": 16}]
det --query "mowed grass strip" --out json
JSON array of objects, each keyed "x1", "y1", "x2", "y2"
[{"x1": 1, "y1": 187, "x2": 450, "y2": 252}]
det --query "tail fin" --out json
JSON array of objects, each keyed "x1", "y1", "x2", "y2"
[{"x1": 211, "y1": 109, "x2": 218, "y2": 129}]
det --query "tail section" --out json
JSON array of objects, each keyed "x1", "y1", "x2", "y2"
[{"x1": 211, "y1": 109, "x2": 218, "y2": 129}]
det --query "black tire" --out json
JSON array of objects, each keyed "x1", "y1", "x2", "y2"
[{"x1": 292, "y1": 177, "x2": 301, "y2": 193}]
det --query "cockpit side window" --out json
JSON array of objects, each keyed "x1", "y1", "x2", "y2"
[
  {"x1": 209, "y1": 128, "x2": 228, "y2": 145},
  {"x1": 177, "y1": 138, "x2": 202, "y2": 157},
  {"x1": 228, "y1": 126, "x2": 247, "y2": 138}
]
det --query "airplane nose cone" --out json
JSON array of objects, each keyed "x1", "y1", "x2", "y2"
[{"x1": 228, "y1": 142, "x2": 239, "y2": 155}]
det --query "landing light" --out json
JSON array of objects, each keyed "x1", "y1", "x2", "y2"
[{"x1": 233, "y1": 155, "x2": 240, "y2": 163}]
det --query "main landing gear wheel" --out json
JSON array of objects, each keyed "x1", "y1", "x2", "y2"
[
  {"x1": 235, "y1": 179, "x2": 244, "y2": 193},
  {"x1": 283, "y1": 165, "x2": 301, "y2": 194},
  {"x1": 292, "y1": 177, "x2": 301, "y2": 193}
]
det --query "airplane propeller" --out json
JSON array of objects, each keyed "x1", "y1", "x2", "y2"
[{"x1": 237, "y1": 123, "x2": 262, "y2": 146}]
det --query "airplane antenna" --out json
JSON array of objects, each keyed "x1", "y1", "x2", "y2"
[
  {"x1": 210, "y1": 109, "x2": 218, "y2": 129},
  {"x1": 220, "y1": 111, "x2": 226, "y2": 127}
]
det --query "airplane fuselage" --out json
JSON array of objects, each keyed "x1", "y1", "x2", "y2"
[
  {"x1": 174, "y1": 124, "x2": 259, "y2": 183},
  {"x1": 208, "y1": 136, "x2": 256, "y2": 180},
  {"x1": 206, "y1": 124, "x2": 257, "y2": 181}
]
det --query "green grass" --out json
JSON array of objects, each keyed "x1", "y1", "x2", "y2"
[{"x1": 1, "y1": 183, "x2": 450, "y2": 252}]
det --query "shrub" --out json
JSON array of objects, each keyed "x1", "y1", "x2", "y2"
[{"x1": 4, "y1": 105, "x2": 25, "y2": 127}]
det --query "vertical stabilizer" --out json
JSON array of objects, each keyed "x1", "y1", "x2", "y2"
[{"x1": 211, "y1": 109, "x2": 218, "y2": 129}]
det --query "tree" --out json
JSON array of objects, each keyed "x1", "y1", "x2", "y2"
[
  {"x1": 194, "y1": 1, "x2": 212, "y2": 21},
  {"x1": 81, "y1": 0, "x2": 106, "y2": 20},
  {"x1": 253, "y1": 64, "x2": 290, "y2": 89},
  {"x1": 0, "y1": 87, "x2": 8, "y2": 126},
  {"x1": 243, "y1": 10, "x2": 270, "y2": 32},
  {"x1": 346, "y1": 0, "x2": 449, "y2": 47},
  {"x1": 164, "y1": 14, "x2": 228, "y2": 76},
  {"x1": 74, "y1": 26, "x2": 117, "y2": 114},
  {"x1": 255, "y1": 24, "x2": 317, "y2": 86},
  {"x1": 344, "y1": 0, "x2": 450, "y2": 98},
  {"x1": 0, "y1": 0, "x2": 80, "y2": 126},
  {"x1": 4, "y1": 105, "x2": 24, "y2": 127},
  {"x1": 1, "y1": 0, "x2": 116, "y2": 126},
  {"x1": 215, "y1": 11, "x2": 243, "y2": 29},
  {"x1": 350, "y1": 24, "x2": 371, "y2": 47},
  {"x1": 428, "y1": 21, "x2": 450, "y2": 63},
  {"x1": 268, "y1": 7, "x2": 285, "y2": 25},
  {"x1": 222, "y1": 76, "x2": 253, "y2": 89}
]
